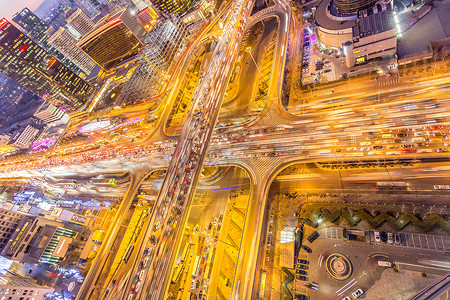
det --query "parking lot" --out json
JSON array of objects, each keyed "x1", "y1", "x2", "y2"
[{"x1": 367, "y1": 230, "x2": 450, "y2": 252}]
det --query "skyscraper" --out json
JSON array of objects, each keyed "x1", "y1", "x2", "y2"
[
  {"x1": 150, "y1": 0, "x2": 194, "y2": 15},
  {"x1": 136, "y1": 6, "x2": 161, "y2": 32},
  {"x1": 12, "y1": 8, "x2": 83, "y2": 75},
  {"x1": 47, "y1": 27, "x2": 98, "y2": 75},
  {"x1": 78, "y1": 9, "x2": 146, "y2": 70},
  {"x1": 12, "y1": 8, "x2": 49, "y2": 44},
  {"x1": 0, "y1": 19, "x2": 94, "y2": 112},
  {"x1": 66, "y1": 9, "x2": 96, "y2": 38}
]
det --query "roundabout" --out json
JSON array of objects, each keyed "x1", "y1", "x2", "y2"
[{"x1": 326, "y1": 253, "x2": 353, "y2": 280}]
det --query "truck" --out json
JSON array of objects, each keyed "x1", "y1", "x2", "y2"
[{"x1": 377, "y1": 261, "x2": 394, "y2": 267}]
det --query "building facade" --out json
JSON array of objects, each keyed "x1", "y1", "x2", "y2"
[
  {"x1": 77, "y1": 9, "x2": 146, "y2": 70},
  {"x1": 47, "y1": 27, "x2": 98, "y2": 75},
  {"x1": 315, "y1": 0, "x2": 397, "y2": 67},
  {"x1": 0, "y1": 275, "x2": 54, "y2": 300},
  {"x1": 0, "y1": 208, "x2": 24, "y2": 252},
  {"x1": 12, "y1": 8, "x2": 49, "y2": 44},
  {"x1": 0, "y1": 19, "x2": 94, "y2": 112},
  {"x1": 66, "y1": 8, "x2": 96, "y2": 38},
  {"x1": 136, "y1": 6, "x2": 161, "y2": 32},
  {"x1": 140, "y1": 16, "x2": 187, "y2": 73},
  {"x1": 9, "y1": 125, "x2": 39, "y2": 149},
  {"x1": 34, "y1": 102, "x2": 70, "y2": 126},
  {"x1": 11, "y1": 8, "x2": 83, "y2": 75},
  {"x1": 2, "y1": 216, "x2": 77, "y2": 265},
  {"x1": 120, "y1": 60, "x2": 163, "y2": 105},
  {"x1": 150, "y1": 0, "x2": 195, "y2": 15}
]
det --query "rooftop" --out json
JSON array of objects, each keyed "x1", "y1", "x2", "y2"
[{"x1": 355, "y1": 9, "x2": 395, "y2": 38}]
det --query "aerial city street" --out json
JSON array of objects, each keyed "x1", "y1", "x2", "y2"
[{"x1": 0, "y1": 0, "x2": 448, "y2": 299}]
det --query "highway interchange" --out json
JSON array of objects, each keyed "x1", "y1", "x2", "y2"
[{"x1": 0, "y1": 0, "x2": 449, "y2": 299}]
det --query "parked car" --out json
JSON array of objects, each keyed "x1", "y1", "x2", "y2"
[
  {"x1": 298, "y1": 259, "x2": 309, "y2": 264},
  {"x1": 388, "y1": 232, "x2": 394, "y2": 244},
  {"x1": 352, "y1": 288, "x2": 364, "y2": 298},
  {"x1": 375, "y1": 231, "x2": 381, "y2": 243},
  {"x1": 302, "y1": 245, "x2": 312, "y2": 253},
  {"x1": 296, "y1": 270, "x2": 307, "y2": 275},
  {"x1": 307, "y1": 231, "x2": 320, "y2": 243}
]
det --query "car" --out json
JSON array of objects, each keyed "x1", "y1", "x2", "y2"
[
  {"x1": 298, "y1": 264, "x2": 309, "y2": 270},
  {"x1": 352, "y1": 288, "x2": 364, "y2": 298},
  {"x1": 375, "y1": 231, "x2": 381, "y2": 243},
  {"x1": 394, "y1": 233, "x2": 400, "y2": 244},
  {"x1": 135, "y1": 282, "x2": 141, "y2": 292},
  {"x1": 302, "y1": 245, "x2": 312, "y2": 253},
  {"x1": 295, "y1": 294, "x2": 309, "y2": 300},
  {"x1": 343, "y1": 297, "x2": 351, "y2": 300},
  {"x1": 296, "y1": 275, "x2": 308, "y2": 281},
  {"x1": 191, "y1": 280, "x2": 196, "y2": 290},
  {"x1": 307, "y1": 231, "x2": 319, "y2": 243},
  {"x1": 388, "y1": 232, "x2": 394, "y2": 243},
  {"x1": 298, "y1": 259, "x2": 309, "y2": 264},
  {"x1": 296, "y1": 270, "x2": 308, "y2": 275},
  {"x1": 380, "y1": 232, "x2": 388, "y2": 243}
]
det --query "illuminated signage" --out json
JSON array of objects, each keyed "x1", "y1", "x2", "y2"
[
  {"x1": 70, "y1": 214, "x2": 87, "y2": 225},
  {"x1": 109, "y1": 19, "x2": 121, "y2": 26},
  {"x1": 0, "y1": 19, "x2": 8, "y2": 30}
]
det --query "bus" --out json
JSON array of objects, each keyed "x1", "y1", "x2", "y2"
[
  {"x1": 376, "y1": 181, "x2": 407, "y2": 190},
  {"x1": 434, "y1": 185, "x2": 450, "y2": 190},
  {"x1": 192, "y1": 256, "x2": 201, "y2": 278},
  {"x1": 181, "y1": 244, "x2": 191, "y2": 262},
  {"x1": 123, "y1": 245, "x2": 134, "y2": 263},
  {"x1": 205, "y1": 250, "x2": 215, "y2": 279},
  {"x1": 171, "y1": 264, "x2": 185, "y2": 283}
]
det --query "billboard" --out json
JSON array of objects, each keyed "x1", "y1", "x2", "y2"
[{"x1": 70, "y1": 214, "x2": 88, "y2": 225}]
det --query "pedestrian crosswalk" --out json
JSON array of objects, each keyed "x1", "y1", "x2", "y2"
[{"x1": 378, "y1": 77, "x2": 400, "y2": 86}]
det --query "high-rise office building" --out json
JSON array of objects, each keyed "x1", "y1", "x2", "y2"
[
  {"x1": 34, "y1": 102, "x2": 70, "y2": 126},
  {"x1": 11, "y1": 8, "x2": 83, "y2": 75},
  {"x1": 78, "y1": 9, "x2": 147, "y2": 70},
  {"x1": 136, "y1": 6, "x2": 161, "y2": 32},
  {"x1": 66, "y1": 9, "x2": 96, "y2": 38},
  {"x1": 150, "y1": 0, "x2": 194, "y2": 15},
  {"x1": 0, "y1": 19, "x2": 94, "y2": 112},
  {"x1": 131, "y1": 0, "x2": 150, "y2": 10},
  {"x1": 48, "y1": 27, "x2": 97, "y2": 75},
  {"x1": 2, "y1": 216, "x2": 77, "y2": 265},
  {"x1": 0, "y1": 275, "x2": 54, "y2": 300},
  {"x1": 12, "y1": 8, "x2": 49, "y2": 44},
  {"x1": 9, "y1": 125, "x2": 40, "y2": 149},
  {"x1": 140, "y1": 16, "x2": 187, "y2": 72},
  {"x1": 0, "y1": 208, "x2": 24, "y2": 252}
]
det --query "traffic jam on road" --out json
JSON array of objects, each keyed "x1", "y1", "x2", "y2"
[{"x1": 120, "y1": 1, "x2": 254, "y2": 297}]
